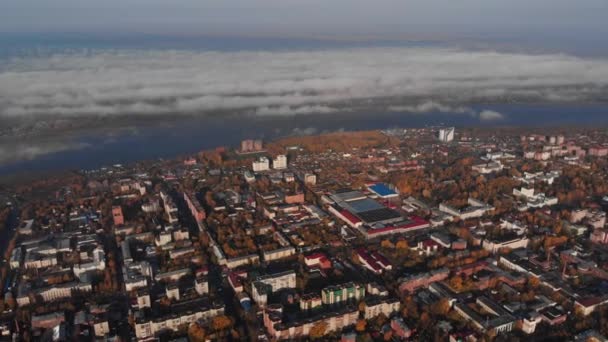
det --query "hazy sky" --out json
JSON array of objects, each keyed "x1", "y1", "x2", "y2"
[{"x1": 2, "y1": 0, "x2": 607, "y2": 39}]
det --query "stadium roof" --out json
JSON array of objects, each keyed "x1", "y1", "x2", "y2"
[{"x1": 367, "y1": 183, "x2": 398, "y2": 198}]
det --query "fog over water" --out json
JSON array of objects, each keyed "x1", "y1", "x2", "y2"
[{"x1": 1, "y1": 34, "x2": 608, "y2": 175}]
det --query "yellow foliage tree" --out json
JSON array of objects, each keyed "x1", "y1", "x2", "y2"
[
  {"x1": 356, "y1": 319, "x2": 367, "y2": 332},
  {"x1": 309, "y1": 321, "x2": 328, "y2": 339},
  {"x1": 211, "y1": 315, "x2": 233, "y2": 332},
  {"x1": 188, "y1": 323, "x2": 206, "y2": 342}
]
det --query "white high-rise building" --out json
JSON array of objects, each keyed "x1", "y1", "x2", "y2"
[
  {"x1": 273, "y1": 155, "x2": 287, "y2": 170},
  {"x1": 252, "y1": 157, "x2": 270, "y2": 172},
  {"x1": 438, "y1": 127, "x2": 455, "y2": 143}
]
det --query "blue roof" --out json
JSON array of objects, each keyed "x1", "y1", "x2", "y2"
[
  {"x1": 346, "y1": 198, "x2": 384, "y2": 213},
  {"x1": 368, "y1": 183, "x2": 397, "y2": 197}
]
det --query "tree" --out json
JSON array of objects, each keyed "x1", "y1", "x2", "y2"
[
  {"x1": 309, "y1": 321, "x2": 328, "y2": 339},
  {"x1": 418, "y1": 311, "x2": 432, "y2": 329},
  {"x1": 380, "y1": 240, "x2": 394, "y2": 249},
  {"x1": 527, "y1": 276, "x2": 540, "y2": 289},
  {"x1": 448, "y1": 276, "x2": 463, "y2": 291},
  {"x1": 430, "y1": 298, "x2": 451, "y2": 316},
  {"x1": 188, "y1": 322, "x2": 206, "y2": 342},
  {"x1": 211, "y1": 315, "x2": 233, "y2": 332},
  {"x1": 356, "y1": 319, "x2": 367, "y2": 332},
  {"x1": 396, "y1": 240, "x2": 409, "y2": 250}
]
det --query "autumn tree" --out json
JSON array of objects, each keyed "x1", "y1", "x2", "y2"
[
  {"x1": 527, "y1": 276, "x2": 540, "y2": 289},
  {"x1": 355, "y1": 319, "x2": 367, "y2": 332},
  {"x1": 309, "y1": 321, "x2": 328, "y2": 339},
  {"x1": 188, "y1": 322, "x2": 206, "y2": 342},
  {"x1": 430, "y1": 298, "x2": 451, "y2": 316},
  {"x1": 211, "y1": 315, "x2": 233, "y2": 332}
]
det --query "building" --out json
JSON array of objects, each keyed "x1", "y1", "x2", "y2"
[
  {"x1": 160, "y1": 191, "x2": 179, "y2": 224},
  {"x1": 93, "y1": 318, "x2": 110, "y2": 337},
  {"x1": 253, "y1": 157, "x2": 270, "y2": 172},
  {"x1": 165, "y1": 283, "x2": 180, "y2": 300},
  {"x1": 240, "y1": 139, "x2": 263, "y2": 153},
  {"x1": 241, "y1": 139, "x2": 254, "y2": 152},
  {"x1": 300, "y1": 293, "x2": 323, "y2": 311},
  {"x1": 304, "y1": 253, "x2": 332, "y2": 269},
  {"x1": 137, "y1": 289, "x2": 151, "y2": 308},
  {"x1": 9, "y1": 247, "x2": 22, "y2": 269},
  {"x1": 364, "y1": 297, "x2": 400, "y2": 319},
  {"x1": 264, "y1": 305, "x2": 358, "y2": 340},
  {"x1": 589, "y1": 146, "x2": 608, "y2": 157},
  {"x1": 328, "y1": 189, "x2": 429, "y2": 239},
  {"x1": 453, "y1": 298, "x2": 516, "y2": 334},
  {"x1": 31, "y1": 311, "x2": 65, "y2": 329},
  {"x1": 155, "y1": 268, "x2": 191, "y2": 282},
  {"x1": 262, "y1": 246, "x2": 296, "y2": 262},
  {"x1": 391, "y1": 317, "x2": 412, "y2": 339},
  {"x1": 439, "y1": 198, "x2": 494, "y2": 220},
  {"x1": 356, "y1": 249, "x2": 392, "y2": 274},
  {"x1": 482, "y1": 235, "x2": 529, "y2": 254},
  {"x1": 513, "y1": 187, "x2": 558, "y2": 211},
  {"x1": 273, "y1": 155, "x2": 287, "y2": 169},
  {"x1": 112, "y1": 206, "x2": 124, "y2": 226},
  {"x1": 321, "y1": 282, "x2": 365, "y2": 305},
  {"x1": 399, "y1": 268, "x2": 450, "y2": 294},
  {"x1": 472, "y1": 161, "x2": 504, "y2": 174},
  {"x1": 134, "y1": 300, "x2": 225, "y2": 339},
  {"x1": 184, "y1": 192, "x2": 206, "y2": 223},
  {"x1": 36, "y1": 281, "x2": 93, "y2": 302},
  {"x1": 591, "y1": 229, "x2": 608, "y2": 245},
  {"x1": 73, "y1": 245, "x2": 106, "y2": 279},
  {"x1": 251, "y1": 270, "x2": 297, "y2": 307},
  {"x1": 438, "y1": 127, "x2": 455, "y2": 142},
  {"x1": 574, "y1": 296, "x2": 608, "y2": 316},
  {"x1": 304, "y1": 173, "x2": 317, "y2": 185},
  {"x1": 24, "y1": 253, "x2": 57, "y2": 269},
  {"x1": 195, "y1": 276, "x2": 209, "y2": 295},
  {"x1": 367, "y1": 183, "x2": 399, "y2": 199}
]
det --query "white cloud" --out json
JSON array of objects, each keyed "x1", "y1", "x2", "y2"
[
  {"x1": 479, "y1": 110, "x2": 505, "y2": 121},
  {"x1": 0, "y1": 140, "x2": 90, "y2": 163},
  {"x1": 1, "y1": 47, "x2": 608, "y2": 119},
  {"x1": 254, "y1": 105, "x2": 338, "y2": 116},
  {"x1": 388, "y1": 101, "x2": 473, "y2": 114}
]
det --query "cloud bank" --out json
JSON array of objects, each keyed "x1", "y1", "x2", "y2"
[
  {"x1": 479, "y1": 110, "x2": 505, "y2": 121},
  {"x1": 1, "y1": 47, "x2": 608, "y2": 120},
  {"x1": 0, "y1": 140, "x2": 90, "y2": 164}
]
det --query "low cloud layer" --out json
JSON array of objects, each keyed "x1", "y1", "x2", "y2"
[
  {"x1": 387, "y1": 101, "x2": 473, "y2": 114},
  {"x1": 479, "y1": 110, "x2": 505, "y2": 121},
  {"x1": 0, "y1": 140, "x2": 90, "y2": 164},
  {"x1": 1, "y1": 47, "x2": 608, "y2": 120}
]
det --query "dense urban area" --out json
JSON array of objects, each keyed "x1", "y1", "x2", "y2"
[{"x1": 3, "y1": 126, "x2": 608, "y2": 341}]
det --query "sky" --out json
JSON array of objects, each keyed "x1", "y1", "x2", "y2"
[
  {"x1": 2, "y1": 0, "x2": 608, "y2": 167},
  {"x1": 2, "y1": 0, "x2": 608, "y2": 40},
  {"x1": 2, "y1": 0, "x2": 608, "y2": 123}
]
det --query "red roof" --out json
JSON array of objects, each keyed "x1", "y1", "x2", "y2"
[
  {"x1": 305, "y1": 252, "x2": 326, "y2": 261},
  {"x1": 228, "y1": 273, "x2": 243, "y2": 288},
  {"x1": 422, "y1": 239, "x2": 440, "y2": 248},
  {"x1": 371, "y1": 251, "x2": 391, "y2": 268},
  {"x1": 356, "y1": 249, "x2": 382, "y2": 271},
  {"x1": 196, "y1": 266, "x2": 209, "y2": 276},
  {"x1": 577, "y1": 296, "x2": 608, "y2": 307},
  {"x1": 340, "y1": 210, "x2": 362, "y2": 224}
]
